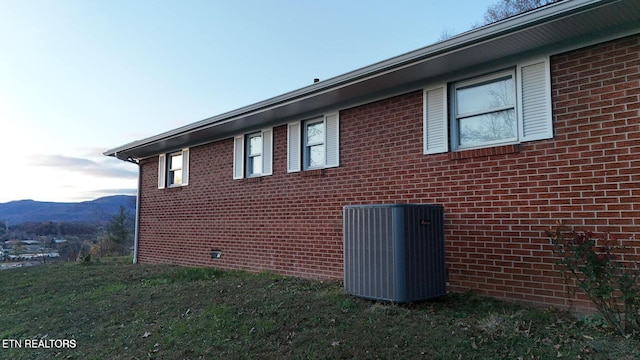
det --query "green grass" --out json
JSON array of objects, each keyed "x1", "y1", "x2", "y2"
[{"x1": 1, "y1": 257, "x2": 639, "y2": 359}]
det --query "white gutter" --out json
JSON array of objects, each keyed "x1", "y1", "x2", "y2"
[{"x1": 104, "y1": 0, "x2": 633, "y2": 160}]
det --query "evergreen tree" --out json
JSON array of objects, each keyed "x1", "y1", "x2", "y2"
[{"x1": 106, "y1": 206, "x2": 133, "y2": 255}]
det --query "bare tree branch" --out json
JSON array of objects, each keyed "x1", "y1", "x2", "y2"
[{"x1": 483, "y1": 0, "x2": 564, "y2": 24}]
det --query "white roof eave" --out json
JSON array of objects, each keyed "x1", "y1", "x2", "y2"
[{"x1": 104, "y1": 0, "x2": 639, "y2": 161}]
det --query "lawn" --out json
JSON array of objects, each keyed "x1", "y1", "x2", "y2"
[{"x1": 0, "y1": 257, "x2": 638, "y2": 359}]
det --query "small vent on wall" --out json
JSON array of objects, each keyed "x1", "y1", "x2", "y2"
[{"x1": 210, "y1": 248, "x2": 222, "y2": 259}]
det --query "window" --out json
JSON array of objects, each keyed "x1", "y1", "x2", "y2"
[
  {"x1": 287, "y1": 113, "x2": 339, "y2": 172},
  {"x1": 453, "y1": 70, "x2": 517, "y2": 149},
  {"x1": 157, "y1": 149, "x2": 189, "y2": 189},
  {"x1": 423, "y1": 57, "x2": 552, "y2": 154},
  {"x1": 168, "y1": 152, "x2": 183, "y2": 186},
  {"x1": 247, "y1": 132, "x2": 263, "y2": 176},
  {"x1": 305, "y1": 120, "x2": 325, "y2": 168},
  {"x1": 233, "y1": 128, "x2": 272, "y2": 179}
]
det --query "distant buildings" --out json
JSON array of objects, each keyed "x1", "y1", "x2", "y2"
[{"x1": 0, "y1": 239, "x2": 60, "y2": 266}]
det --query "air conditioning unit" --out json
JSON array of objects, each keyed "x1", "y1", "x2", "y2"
[{"x1": 343, "y1": 204, "x2": 446, "y2": 302}]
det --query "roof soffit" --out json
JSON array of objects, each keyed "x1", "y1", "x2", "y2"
[{"x1": 105, "y1": 0, "x2": 640, "y2": 160}]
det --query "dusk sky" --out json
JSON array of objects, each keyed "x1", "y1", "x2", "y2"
[{"x1": 0, "y1": 0, "x2": 495, "y2": 203}]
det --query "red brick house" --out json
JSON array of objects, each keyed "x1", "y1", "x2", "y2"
[{"x1": 105, "y1": 0, "x2": 640, "y2": 309}]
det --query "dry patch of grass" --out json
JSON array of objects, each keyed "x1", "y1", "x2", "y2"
[{"x1": 0, "y1": 257, "x2": 639, "y2": 359}]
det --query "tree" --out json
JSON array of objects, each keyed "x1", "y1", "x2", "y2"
[
  {"x1": 483, "y1": 0, "x2": 563, "y2": 24},
  {"x1": 56, "y1": 238, "x2": 85, "y2": 261},
  {"x1": 438, "y1": 29, "x2": 457, "y2": 42},
  {"x1": 0, "y1": 220, "x2": 6, "y2": 238},
  {"x1": 106, "y1": 206, "x2": 133, "y2": 255},
  {"x1": 33, "y1": 221, "x2": 58, "y2": 236},
  {"x1": 91, "y1": 234, "x2": 117, "y2": 258}
]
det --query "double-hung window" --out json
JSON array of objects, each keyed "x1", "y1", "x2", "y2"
[
  {"x1": 168, "y1": 152, "x2": 184, "y2": 186},
  {"x1": 247, "y1": 132, "x2": 263, "y2": 176},
  {"x1": 157, "y1": 149, "x2": 189, "y2": 189},
  {"x1": 233, "y1": 128, "x2": 273, "y2": 179},
  {"x1": 453, "y1": 70, "x2": 517, "y2": 149},
  {"x1": 423, "y1": 57, "x2": 552, "y2": 154},
  {"x1": 304, "y1": 120, "x2": 325, "y2": 168},
  {"x1": 287, "y1": 113, "x2": 339, "y2": 172}
]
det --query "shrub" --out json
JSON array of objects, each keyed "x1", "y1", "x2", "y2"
[
  {"x1": 547, "y1": 222, "x2": 640, "y2": 336},
  {"x1": 90, "y1": 234, "x2": 121, "y2": 257}
]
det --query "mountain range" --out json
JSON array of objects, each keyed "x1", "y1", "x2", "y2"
[{"x1": 0, "y1": 195, "x2": 136, "y2": 224}]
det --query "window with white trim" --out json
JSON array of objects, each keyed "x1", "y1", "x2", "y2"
[
  {"x1": 233, "y1": 128, "x2": 273, "y2": 179},
  {"x1": 157, "y1": 149, "x2": 189, "y2": 189},
  {"x1": 247, "y1": 132, "x2": 263, "y2": 176},
  {"x1": 168, "y1": 152, "x2": 184, "y2": 186},
  {"x1": 305, "y1": 120, "x2": 325, "y2": 168},
  {"x1": 423, "y1": 57, "x2": 552, "y2": 154},
  {"x1": 453, "y1": 70, "x2": 516, "y2": 149},
  {"x1": 287, "y1": 113, "x2": 339, "y2": 172}
]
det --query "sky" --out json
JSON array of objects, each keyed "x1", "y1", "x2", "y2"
[{"x1": 0, "y1": 0, "x2": 495, "y2": 203}]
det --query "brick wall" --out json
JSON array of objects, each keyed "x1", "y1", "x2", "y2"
[{"x1": 137, "y1": 34, "x2": 639, "y2": 309}]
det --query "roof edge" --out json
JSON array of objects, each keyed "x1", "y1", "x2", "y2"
[{"x1": 104, "y1": 0, "x2": 621, "y2": 160}]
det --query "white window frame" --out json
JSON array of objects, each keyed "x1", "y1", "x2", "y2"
[
  {"x1": 303, "y1": 119, "x2": 326, "y2": 170},
  {"x1": 233, "y1": 128, "x2": 273, "y2": 179},
  {"x1": 288, "y1": 113, "x2": 339, "y2": 172},
  {"x1": 451, "y1": 69, "x2": 518, "y2": 150},
  {"x1": 167, "y1": 151, "x2": 183, "y2": 186},
  {"x1": 422, "y1": 56, "x2": 552, "y2": 155},
  {"x1": 246, "y1": 132, "x2": 263, "y2": 177},
  {"x1": 157, "y1": 148, "x2": 189, "y2": 189}
]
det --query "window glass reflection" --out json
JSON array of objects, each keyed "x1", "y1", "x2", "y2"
[
  {"x1": 458, "y1": 109, "x2": 516, "y2": 146},
  {"x1": 169, "y1": 154, "x2": 182, "y2": 170},
  {"x1": 249, "y1": 135, "x2": 262, "y2": 156},
  {"x1": 171, "y1": 170, "x2": 182, "y2": 185},
  {"x1": 309, "y1": 144, "x2": 325, "y2": 167},
  {"x1": 457, "y1": 76, "x2": 514, "y2": 116},
  {"x1": 250, "y1": 155, "x2": 262, "y2": 175},
  {"x1": 306, "y1": 122, "x2": 324, "y2": 144}
]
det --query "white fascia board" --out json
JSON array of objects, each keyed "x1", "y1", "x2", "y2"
[{"x1": 104, "y1": 0, "x2": 620, "y2": 160}]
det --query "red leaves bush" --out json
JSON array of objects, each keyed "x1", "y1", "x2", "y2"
[{"x1": 547, "y1": 222, "x2": 640, "y2": 337}]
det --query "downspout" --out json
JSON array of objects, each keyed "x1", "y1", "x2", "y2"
[
  {"x1": 132, "y1": 160, "x2": 141, "y2": 264},
  {"x1": 115, "y1": 151, "x2": 141, "y2": 264}
]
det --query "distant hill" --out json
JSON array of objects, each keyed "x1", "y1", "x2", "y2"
[{"x1": 0, "y1": 195, "x2": 136, "y2": 224}]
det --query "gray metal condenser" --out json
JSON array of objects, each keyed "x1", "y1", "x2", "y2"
[{"x1": 343, "y1": 204, "x2": 446, "y2": 302}]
